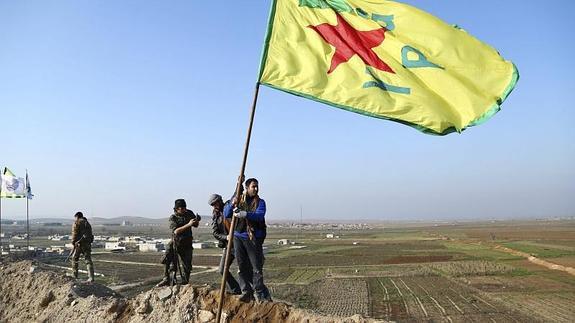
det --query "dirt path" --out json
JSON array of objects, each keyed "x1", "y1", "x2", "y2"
[
  {"x1": 493, "y1": 245, "x2": 575, "y2": 276},
  {"x1": 109, "y1": 267, "x2": 219, "y2": 292},
  {"x1": 95, "y1": 259, "x2": 213, "y2": 269},
  {"x1": 41, "y1": 263, "x2": 106, "y2": 277}
]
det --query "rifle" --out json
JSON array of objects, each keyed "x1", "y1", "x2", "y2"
[
  {"x1": 170, "y1": 235, "x2": 185, "y2": 286},
  {"x1": 66, "y1": 236, "x2": 84, "y2": 262},
  {"x1": 66, "y1": 245, "x2": 76, "y2": 262},
  {"x1": 239, "y1": 193, "x2": 256, "y2": 241}
]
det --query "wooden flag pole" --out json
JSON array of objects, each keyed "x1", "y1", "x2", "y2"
[
  {"x1": 0, "y1": 180, "x2": 3, "y2": 260},
  {"x1": 216, "y1": 82, "x2": 261, "y2": 323},
  {"x1": 0, "y1": 167, "x2": 4, "y2": 260},
  {"x1": 25, "y1": 170, "x2": 29, "y2": 250}
]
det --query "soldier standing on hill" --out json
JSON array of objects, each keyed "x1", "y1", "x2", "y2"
[
  {"x1": 157, "y1": 199, "x2": 200, "y2": 287},
  {"x1": 209, "y1": 193, "x2": 241, "y2": 295},
  {"x1": 71, "y1": 211, "x2": 95, "y2": 282},
  {"x1": 224, "y1": 178, "x2": 272, "y2": 303}
]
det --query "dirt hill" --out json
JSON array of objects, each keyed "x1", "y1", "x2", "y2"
[{"x1": 0, "y1": 260, "x2": 384, "y2": 323}]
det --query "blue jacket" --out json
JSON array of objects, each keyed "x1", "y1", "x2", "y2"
[{"x1": 224, "y1": 197, "x2": 266, "y2": 240}]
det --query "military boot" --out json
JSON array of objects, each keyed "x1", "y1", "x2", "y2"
[
  {"x1": 156, "y1": 276, "x2": 170, "y2": 287},
  {"x1": 182, "y1": 272, "x2": 191, "y2": 285},
  {"x1": 256, "y1": 291, "x2": 273, "y2": 303},
  {"x1": 72, "y1": 262, "x2": 79, "y2": 279},
  {"x1": 86, "y1": 264, "x2": 95, "y2": 283},
  {"x1": 238, "y1": 292, "x2": 254, "y2": 303}
]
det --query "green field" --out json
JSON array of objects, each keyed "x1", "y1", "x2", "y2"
[{"x1": 3, "y1": 219, "x2": 575, "y2": 322}]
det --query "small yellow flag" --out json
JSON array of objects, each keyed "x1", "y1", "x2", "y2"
[{"x1": 258, "y1": 0, "x2": 518, "y2": 135}]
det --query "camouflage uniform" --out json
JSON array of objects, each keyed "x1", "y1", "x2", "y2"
[
  {"x1": 162, "y1": 210, "x2": 198, "y2": 284},
  {"x1": 71, "y1": 217, "x2": 94, "y2": 281},
  {"x1": 212, "y1": 201, "x2": 241, "y2": 294}
]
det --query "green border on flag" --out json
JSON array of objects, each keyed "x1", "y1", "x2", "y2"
[{"x1": 257, "y1": 0, "x2": 279, "y2": 82}]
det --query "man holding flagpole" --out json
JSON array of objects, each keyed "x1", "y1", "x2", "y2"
[
  {"x1": 209, "y1": 193, "x2": 242, "y2": 295},
  {"x1": 224, "y1": 178, "x2": 271, "y2": 303}
]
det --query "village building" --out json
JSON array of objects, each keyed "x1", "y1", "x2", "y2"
[
  {"x1": 192, "y1": 242, "x2": 210, "y2": 249},
  {"x1": 277, "y1": 239, "x2": 291, "y2": 245},
  {"x1": 105, "y1": 242, "x2": 126, "y2": 251},
  {"x1": 49, "y1": 234, "x2": 70, "y2": 241},
  {"x1": 138, "y1": 242, "x2": 165, "y2": 252}
]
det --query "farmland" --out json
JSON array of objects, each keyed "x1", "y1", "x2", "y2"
[
  {"x1": 4, "y1": 219, "x2": 575, "y2": 321},
  {"x1": 264, "y1": 219, "x2": 575, "y2": 322}
]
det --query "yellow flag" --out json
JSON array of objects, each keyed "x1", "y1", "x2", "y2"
[{"x1": 258, "y1": 0, "x2": 518, "y2": 135}]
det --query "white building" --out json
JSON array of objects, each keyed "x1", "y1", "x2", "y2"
[
  {"x1": 65, "y1": 241, "x2": 103, "y2": 249},
  {"x1": 277, "y1": 239, "x2": 290, "y2": 245},
  {"x1": 326, "y1": 233, "x2": 334, "y2": 239},
  {"x1": 46, "y1": 246, "x2": 67, "y2": 255},
  {"x1": 139, "y1": 242, "x2": 165, "y2": 252},
  {"x1": 49, "y1": 234, "x2": 70, "y2": 241},
  {"x1": 126, "y1": 236, "x2": 143, "y2": 243},
  {"x1": 105, "y1": 242, "x2": 126, "y2": 251},
  {"x1": 192, "y1": 242, "x2": 210, "y2": 249}
]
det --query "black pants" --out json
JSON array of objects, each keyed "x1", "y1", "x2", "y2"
[
  {"x1": 164, "y1": 241, "x2": 193, "y2": 282},
  {"x1": 218, "y1": 247, "x2": 241, "y2": 293},
  {"x1": 233, "y1": 236, "x2": 269, "y2": 297}
]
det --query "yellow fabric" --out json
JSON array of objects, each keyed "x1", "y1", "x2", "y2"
[{"x1": 259, "y1": 0, "x2": 517, "y2": 135}]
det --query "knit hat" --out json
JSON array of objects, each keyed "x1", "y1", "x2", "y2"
[
  {"x1": 208, "y1": 194, "x2": 222, "y2": 206},
  {"x1": 174, "y1": 199, "x2": 187, "y2": 209}
]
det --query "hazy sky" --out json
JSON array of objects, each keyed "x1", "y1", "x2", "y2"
[{"x1": 1, "y1": 1, "x2": 574, "y2": 221}]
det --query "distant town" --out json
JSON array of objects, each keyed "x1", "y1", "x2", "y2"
[
  {"x1": 0, "y1": 218, "x2": 377, "y2": 257},
  {"x1": 3, "y1": 216, "x2": 573, "y2": 258}
]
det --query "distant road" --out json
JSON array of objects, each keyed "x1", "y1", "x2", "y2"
[
  {"x1": 94, "y1": 259, "x2": 213, "y2": 269},
  {"x1": 109, "y1": 267, "x2": 219, "y2": 292},
  {"x1": 493, "y1": 245, "x2": 575, "y2": 276}
]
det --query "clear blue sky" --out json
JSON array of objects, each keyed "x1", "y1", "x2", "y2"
[{"x1": 1, "y1": 1, "x2": 573, "y2": 221}]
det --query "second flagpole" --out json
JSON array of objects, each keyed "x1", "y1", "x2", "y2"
[
  {"x1": 0, "y1": 178, "x2": 3, "y2": 260},
  {"x1": 25, "y1": 170, "x2": 29, "y2": 250}
]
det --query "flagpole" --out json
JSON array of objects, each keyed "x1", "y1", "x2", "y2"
[
  {"x1": 0, "y1": 168, "x2": 3, "y2": 260},
  {"x1": 216, "y1": 82, "x2": 261, "y2": 323},
  {"x1": 0, "y1": 191, "x2": 2, "y2": 261},
  {"x1": 25, "y1": 170, "x2": 29, "y2": 250}
]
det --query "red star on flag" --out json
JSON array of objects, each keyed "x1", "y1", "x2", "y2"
[{"x1": 309, "y1": 13, "x2": 394, "y2": 74}]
